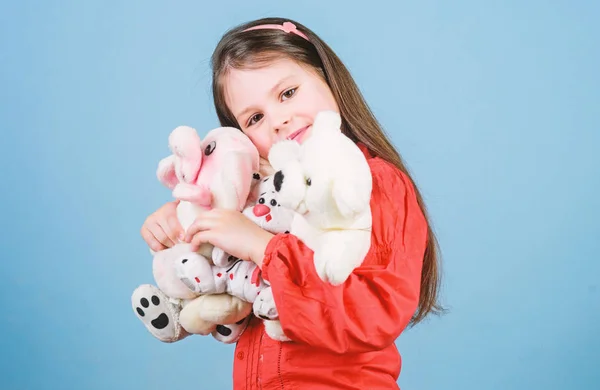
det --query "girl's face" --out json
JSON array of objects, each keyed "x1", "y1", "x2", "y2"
[{"x1": 224, "y1": 58, "x2": 339, "y2": 159}]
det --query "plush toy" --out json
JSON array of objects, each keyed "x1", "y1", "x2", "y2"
[
  {"x1": 131, "y1": 125, "x2": 260, "y2": 343},
  {"x1": 268, "y1": 111, "x2": 373, "y2": 285},
  {"x1": 177, "y1": 172, "x2": 296, "y2": 342}
]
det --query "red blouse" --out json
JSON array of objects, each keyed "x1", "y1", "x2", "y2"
[{"x1": 233, "y1": 145, "x2": 428, "y2": 389}]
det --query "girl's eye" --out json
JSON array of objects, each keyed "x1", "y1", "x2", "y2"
[
  {"x1": 281, "y1": 88, "x2": 296, "y2": 101},
  {"x1": 247, "y1": 113, "x2": 263, "y2": 127}
]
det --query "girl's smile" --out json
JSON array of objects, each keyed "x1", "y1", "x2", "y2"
[{"x1": 224, "y1": 58, "x2": 339, "y2": 159}]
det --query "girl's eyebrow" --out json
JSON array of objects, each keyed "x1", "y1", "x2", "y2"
[{"x1": 234, "y1": 75, "x2": 295, "y2": 122}]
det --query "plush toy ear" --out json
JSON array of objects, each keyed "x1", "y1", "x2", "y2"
[
  {"x1": 268, "y1": 139, "x2": 301, "y2": 171},
  {"x1": 169, "y1": 126, "x2": 203, "y2": 183},
  {"x1": 312, "y1": 110, "x2": 342, "y2": 136},
  {"x1": 157, "y1": 155, "x2": 178, "y2": 189},
  {"x1": 332, "y1": 175, "x2": 371, "y2": 219}
]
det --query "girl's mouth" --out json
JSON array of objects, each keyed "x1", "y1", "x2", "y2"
[{"x1": 287, "y1": 126, "x2": 310, "y2": 142}]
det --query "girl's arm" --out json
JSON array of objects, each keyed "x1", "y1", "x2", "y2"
[{"x1": 260, "y1": 160, "x2": 428, "y2": 354}]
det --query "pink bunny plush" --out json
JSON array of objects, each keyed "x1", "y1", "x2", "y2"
[
  {"x1": 157, "y1": 125, "x2": 259, "y2": 265},
  {"x1": 131, "y1": 125, "x2": 261, "y2": 344}
]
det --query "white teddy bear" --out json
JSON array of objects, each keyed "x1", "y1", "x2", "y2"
[{"x1": 268, "y1": 111, "x2": 373, "y2": 285}]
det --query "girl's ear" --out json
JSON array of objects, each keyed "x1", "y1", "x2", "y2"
[{"x1": 157, "y1": 155, "x2": 178, "y2": 189}]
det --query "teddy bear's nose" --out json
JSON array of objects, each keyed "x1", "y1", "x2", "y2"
[{"x1": 253, "y1": 204, "x2": 270, "y2": 217}]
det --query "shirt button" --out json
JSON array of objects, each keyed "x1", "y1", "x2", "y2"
[{"x1": 237, "y1": 351, "x2": 245, "y2": 360}]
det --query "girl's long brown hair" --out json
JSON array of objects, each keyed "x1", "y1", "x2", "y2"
[{"x1": 210, "y1": 17, "x2": 443, "y2": 326}]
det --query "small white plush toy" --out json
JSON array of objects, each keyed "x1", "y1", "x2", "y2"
[
  {"x1": 177, "y1": 173, "x2": 296, "y2": 342},
  {"x1": 268, "y1": 111, "x2": 373, "y2": 285},
  {"x1": 243, "y1": 173, "x2": 295, "y2": 341}
]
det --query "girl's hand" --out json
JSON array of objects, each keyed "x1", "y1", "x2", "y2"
[
  {"x1": 184, "y1": 209, "x2": 274, "y2": 267},
  {"x1": 140, "y1": 201, "x2": 183, "y2": 252}
]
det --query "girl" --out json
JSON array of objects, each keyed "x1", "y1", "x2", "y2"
[{"x1": 141, "y1": 17, "x2": 442, "y2": 389}]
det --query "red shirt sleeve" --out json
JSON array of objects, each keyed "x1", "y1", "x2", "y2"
[{"x1": 260, "y1": 158, "x2": 429, "y2": 354}]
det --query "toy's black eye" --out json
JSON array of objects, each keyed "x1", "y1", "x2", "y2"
[
  {"x1": 205, "y1": 141, "x2": 216, "y2": 156},
  {"x1": 306, "y1": 178, "x2": 311, "y2": 186},
  {"x1": 258, "y1": 198, "x2": 265, "y2": 204},
  {"x1": 270, "y1": 199, "x2": 277, "y2": 206}
]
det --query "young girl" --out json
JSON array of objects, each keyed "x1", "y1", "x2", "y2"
[{"x1": 141, "y1": 17, "x2": 442, "y2": 389}]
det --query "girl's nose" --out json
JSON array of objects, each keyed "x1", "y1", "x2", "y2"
[{"x1": 253, "y1": 204, "x2": 270, "y2": 217}]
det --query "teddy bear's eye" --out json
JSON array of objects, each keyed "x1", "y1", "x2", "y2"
[
  {"x1": 205, "y1": 141, "x2": 216, "y2": 156},
  {"x1": 306, "y1": 178, "x2": 312, "y2": 186},
  {"x1": 270, "y1": 199, "x2": 277, "y2": 206},
  {"x1": 258, "y1": 198, "x2": 265, "y2": 204}
]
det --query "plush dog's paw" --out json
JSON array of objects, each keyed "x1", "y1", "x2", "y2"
[
  {"x1": 253, "y1": 287, "x2": 279, "y2": 320},
  {"x1": 211, "y1": 317, "x2": 251, "y2": 344},
  {"x1": 264, "y1": 320, "x2": 291, "y2": 342},
  {"x1": 131, "y1": 284, "x2": 187, "y2": 343}
]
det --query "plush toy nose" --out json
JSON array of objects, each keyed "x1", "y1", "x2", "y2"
[{"x1": 253, "y1": 204, "x2": 270, "y2": 217}]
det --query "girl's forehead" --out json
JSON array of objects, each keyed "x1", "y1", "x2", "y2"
[
  {"x1": 226, "y1": 59, "x2": 305, "y2": 90},
  {"x1": 224, "y1": 59, "x2": 310, "y2": 113}
]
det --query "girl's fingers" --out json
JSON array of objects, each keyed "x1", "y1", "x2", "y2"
[
  {"x1": 141, "y1": 227, "x2": 166, "y2": 252},
  {"x1": 189, "y1": 231, "x2": 212, "y2": 252},
  {"x1": 162, "y1": 214, "x2": 183, "y2": 244},
  {"x1": 185, "y1": 215, "x2": 217, "y2": 242},
  {"x1": 149, "y1": 224, "x2": 175, "y2": 248}
]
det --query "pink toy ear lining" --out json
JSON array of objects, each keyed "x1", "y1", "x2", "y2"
[
  {"x1": 169, "y1": 126, "x2": 204, "y2": 184},
  {"x1": 179, "y1": 156, "x2": 202, "y2": 184},
  {"x1": 157, "y1": 155, "x2": 178, "y2": 190},
  {"x1": 173, "y1": 183, "x2": 212, "y2": 207}
]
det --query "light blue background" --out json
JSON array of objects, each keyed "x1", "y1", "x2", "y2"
[{"x1": 1, "y1": 1, "x2": 598, "y2": 389}]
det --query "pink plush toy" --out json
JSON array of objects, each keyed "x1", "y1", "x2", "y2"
[{"x1": 131, "y1": 125, "x2": 261, "y2": 344}]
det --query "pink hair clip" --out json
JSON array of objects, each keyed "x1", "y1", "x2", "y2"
[{"x1": 243, "y1": 21, "x2": 309, "y2": 41}]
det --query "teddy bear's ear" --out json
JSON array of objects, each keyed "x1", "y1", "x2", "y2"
[
  {"x1": 157, "y1": 155, "x2": 178, "y2": 189},
  {"x1": 312, "y1": 111, "x2": 342, "y2": 136},
  {"x1": 268, "y1": 140, "x2": 301, "y2": 171},
  {"x1": 332, "y1": 175, "x2": 371, "y2": 219}
]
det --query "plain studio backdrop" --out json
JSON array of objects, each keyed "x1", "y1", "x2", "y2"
[{"x1": 1, "y1": 1, "x2": 598, "y2": 389}]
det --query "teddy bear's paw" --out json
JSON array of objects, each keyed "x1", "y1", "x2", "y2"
[
  {"x1": 313, "y1": 251, "x2": 330, "y2": 283},
  {"x1": 313, "y1": 250, "x2": 354, "y2": 286},
  {"x1": 212, "y1": 247, "x2": 237, "y2": 268},
  {"x1": 253, "y1": 287, "x2": 279, "y2": 320},
  {"x1": 211, "y1": 317, "x2": 251, "y2": 344},
  {"x1": 131, "y1": 284, "x2": 188, "y2": 343},
  {"x1": 264, "y1": 320, "x2": 291, "y2": 342},
  {"x1": 322, "y1": 257, "x2": 356, "y2": 286}
]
